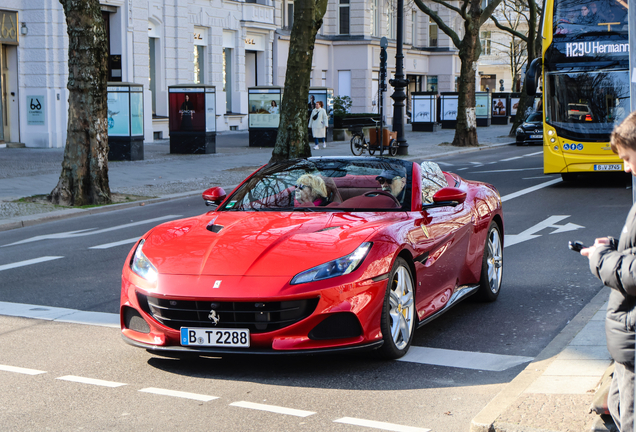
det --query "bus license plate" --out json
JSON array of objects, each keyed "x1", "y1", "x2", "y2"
[
  {"x1": 180, "y1": 328, "x2": 250, "y2": 347},
  {"x1": 529, "y1": 134, "x2": 542, "y2": 139},
  {"x1": 594, "y1": 164, "x2": 622, "y2": 171}
]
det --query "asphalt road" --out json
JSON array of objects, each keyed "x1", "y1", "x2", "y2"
[{"x1": 0, "y1": 145, "x2": 631, "y2": 431}]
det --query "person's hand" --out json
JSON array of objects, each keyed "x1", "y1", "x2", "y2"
[{"x1": 581, "y1": 237, "x2": 610, "y2": 257}]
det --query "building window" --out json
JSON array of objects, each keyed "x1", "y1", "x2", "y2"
[
  {"x1": 429, "y1": 17, "x2": 437, "y2": 47},
  {"x1": 223, "y1": 48, "x2": 232, "y2": 112},
  {"x1": 370, "y1": 0, "x2": 379, "y2": 37},
  {"x1": 286, "y1": 0, "x2": 294, "y2": 29},
  {"x1": 481, "y1": 31, "x2": 491, "y2": 55},
  {"x1": 194, "y1": 45, "x2": 205, "y2": 84},
  {"x1": 149, "y1": 37, "x2": 157, "y2": 116},
  {"x1": 322, "y1": 70, "x2": 327, "y2": 87},
  {"x1": 339, "y1": 0, "x2": 350, "y2": 35},
  {"x1": 387, "y1": 6, "x2": 395, "y2": 39},
  {"x1": 411, "y1": 10, "x2": 417, "y2": 45},
  {"x1": 426, "y1": 75, "x2": 437, "y2": 92}
]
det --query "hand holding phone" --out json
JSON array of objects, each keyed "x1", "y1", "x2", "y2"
[{"x1": 568, "y1": 241, "x2": 586, "y2": 253}]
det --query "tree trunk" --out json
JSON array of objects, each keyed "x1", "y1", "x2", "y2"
[
  {"x1": 50, "y1": 0, "x2": 110, "y2": 206},
  {"x1": 270, "y1": 0, "x2": 328, "y2": 162},
  {"x1": 452, "y1": 11, "x2": 481, "y2": 147}
]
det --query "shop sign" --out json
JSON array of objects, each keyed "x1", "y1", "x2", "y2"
[
  {"x1": 0, "y1": 10, "x2": 18, "y2": 45},
  {"x1": 27, "y1": 95, "x2": 45, "y2": 125}
]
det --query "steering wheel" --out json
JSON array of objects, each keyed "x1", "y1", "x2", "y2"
[{"x1": 363, "y1": 190, "x2": 401, "y2": 207}]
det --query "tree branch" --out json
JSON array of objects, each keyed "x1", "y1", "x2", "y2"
[
  {"x1": 489, "y1": 14, "x2": 528, "y2": 41},
  {"x1": 413, "y1": 0, "x2": 462, "y2": 49},
  {"x1": 479, "y1": 0, "x2": 504, "y2": 26}
]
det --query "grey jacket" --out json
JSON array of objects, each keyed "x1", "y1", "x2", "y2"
[{"x1": 589, "y1": 203, "x2": 636, "y2": 365}]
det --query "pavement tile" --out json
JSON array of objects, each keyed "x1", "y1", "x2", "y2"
[
  {"x1": 542, "y1": 359, "x2": 612, "y2": 377},
  {"x1": 557, "y1": 345, "x2": 611, "y2": 361}
]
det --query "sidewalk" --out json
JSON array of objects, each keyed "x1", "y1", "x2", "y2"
[
  {"x1": 471, "y1": 287, "x2": 612, "y2": 432},
  {"x1": 0, "y1": 123, "x2": 515, "y2": 231}
]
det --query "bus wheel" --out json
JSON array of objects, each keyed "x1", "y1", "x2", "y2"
[{"x1": 561, "y1": 173, "x2": 577, "y2": 182}]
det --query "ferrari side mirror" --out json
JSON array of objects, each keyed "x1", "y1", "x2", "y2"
[
  {"x1": 423, "y1": 187, "x2": 467, "y2": 209},
  {"x1": 202, "y1": 187, "x2": 227, "y2": 208}
]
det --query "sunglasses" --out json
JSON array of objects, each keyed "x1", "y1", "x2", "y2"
[
  {"x1": 296, "y1": 184, "x2": 310, "y2": 190},
  {"x1": 376, "y1": 177, "x2": 393, "y2": 185}
]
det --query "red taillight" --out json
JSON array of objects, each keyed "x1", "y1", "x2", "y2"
[{"x1": 585, "y1": 115, "x2": 592, "y2": 121}]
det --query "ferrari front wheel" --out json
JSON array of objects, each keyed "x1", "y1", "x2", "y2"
[
  {"x1": 378, "y1": 257, "x2": 416, "y2": 359},
  {"x1": 475, "y1": 221, "x2": 503, "y2": 302}
]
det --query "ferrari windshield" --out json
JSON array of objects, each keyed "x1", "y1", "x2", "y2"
[{"x1": 220, "y1": 158, "x2": 413, "y2": 212}]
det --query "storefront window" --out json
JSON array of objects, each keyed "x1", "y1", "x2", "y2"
[{"x1": 426, "y1": 76, "x2": 438, "y2": 92}]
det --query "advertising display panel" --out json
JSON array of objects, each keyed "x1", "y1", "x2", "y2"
[
  {"x1": 248, "y1": 89, "x2": 281, "y2": 128},
  {"x1": 130, "y1": 90, "x2": 144, "y2": 136},
  {"x1": 492, "y1": 96, "x2": 507, "y2": 117},
  {"x1": 169, "y1": 88, "x2": 206, "y2": 132},
  {"x1": 205, "y1": 88, "x2": 216, "y2": 133},
  {"x1": 107, "y1": 90, "x2": 130, "y2": 136},
  {"x1": 441, "y1": 96, "x2": 458, "y2": 121}
]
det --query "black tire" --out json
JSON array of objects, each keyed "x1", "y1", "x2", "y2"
[
  {"x1": 389, "y1": 139, "x2": 398, "y2": 156},
  {"x1": 378, "y1": 257, "x2": 416, "y2": 359},
  {"x1": 475, "y1": 222, "x2": 503, "y2": 302},
  {"x1": 561, "y1": 173, "x2": 577, "y2": 182},
  {"x1": 350, "y1": 135, "x2": 364, "y2": 156},
  {"x1": 368, "y1": 146, "x2": 376, "y2": 155}
]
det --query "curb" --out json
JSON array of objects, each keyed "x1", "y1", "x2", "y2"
[
  {"x1": 0, "y1": 142, "x2": 516, "y2": 233},
  {"x1": 469, "y1": 286, "x2": 610, "y2": 432}
]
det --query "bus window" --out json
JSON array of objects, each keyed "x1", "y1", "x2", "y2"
[
  {"x1": 554, "y1": 0, "x2": 628, "y2": 36},
  {"x1": 545, "y1": 69, "x2": 629, "y2": 140}
]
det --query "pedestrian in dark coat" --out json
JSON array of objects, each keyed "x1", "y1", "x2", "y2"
[{"x1": 582, "y1": 111, "x2": 636, "y2": 432}]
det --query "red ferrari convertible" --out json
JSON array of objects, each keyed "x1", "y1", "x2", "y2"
[{"x1": 120, "y1": 157, "x2": 503, "y2": 359}]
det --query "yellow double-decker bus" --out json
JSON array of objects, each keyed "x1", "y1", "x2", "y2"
[{"x1": 526, "y1": 0, "x2": 629, "y2": 181}]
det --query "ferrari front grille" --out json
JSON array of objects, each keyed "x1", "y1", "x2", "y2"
[{"x1": 137, "y1": 294, "x2": 319, "y2": 333}]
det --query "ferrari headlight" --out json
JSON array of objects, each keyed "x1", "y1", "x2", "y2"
[
  {"x1": 130, "y1": 239, "x2": 158, "y2": 283},
  {"x1": 290, "y1": 242, "x2": 372, "y2": 285}
]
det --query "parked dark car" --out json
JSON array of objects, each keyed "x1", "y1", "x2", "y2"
[{"x1": 516, "y1": 111, "x2": 543, "y2": 146}]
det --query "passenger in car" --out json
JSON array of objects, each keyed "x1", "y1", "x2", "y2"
[
  {"x1": 295, "y1": 174, "x2": 329, "y2": 206},
  {"x1": 421, "y1": 161, "x2": 448, "y2": 204},
  {"x1": 376, "y1": 167, "x2": 407, "y2": 203}
]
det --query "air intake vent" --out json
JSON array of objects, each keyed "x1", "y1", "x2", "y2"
[{"x1": 207, "y1": 224, "x2": 223, "y2": 233}]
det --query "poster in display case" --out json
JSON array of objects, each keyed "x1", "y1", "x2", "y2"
[
  {"x1": 491, "y1": 93, "x2": 509, "y2": 124},
  {"x1": 411, "y1": 92, "x2": 438, "y2": 132},
  {"x1": 168, "y1": 85, "x2": 217, "y2": 154},
  {"x1": 475, "y1": 92, "x2": 492, "y2": 126},
  {"x1": 248, "y1": 86, "x2": 282, "y2": 147},
  {"x1": 440, "y1": 92, "x2": 459, "y2": 129},
  {"x1": 107, "y1": 83, "x2": 144, "y2": 161}
]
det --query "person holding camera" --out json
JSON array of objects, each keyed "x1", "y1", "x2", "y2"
[
  {"x1": 309, "y1": 101, "x2": 328, "y2": 150},
  {"x1": 581, "y1": 111, "x2": 636, "y2": 432}
]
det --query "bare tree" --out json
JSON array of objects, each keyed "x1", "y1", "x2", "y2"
[
  {"x1": 270, "y1": 0, "x2": 329, "y2": 162},
  {"x1": 50, "y1": 0, "x2": 110, "y2": 206},
  {"x1": 488, "y1": 0, "x2": 542, "y2": 135},
  {"x1": 413, "y1": 0, "x2": 503, "y2": 147}
]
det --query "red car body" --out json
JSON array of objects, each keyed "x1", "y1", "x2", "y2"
[{"x1": 120, "y1": 157, "x2": 503, "y2": 358}]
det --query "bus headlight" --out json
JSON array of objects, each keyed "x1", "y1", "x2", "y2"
[{"x1": 550, "y1": 138, "x2": 556, "y2": 143}]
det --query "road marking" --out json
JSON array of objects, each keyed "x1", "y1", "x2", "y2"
[
  {"x1": 472, "y1": 167, "x2": 543, "y2": 173},
  {"x1": 139, "y1": 387, "x2": 219, "y2": 402},
  {"x1": 57, "y1": 375, "x2": 126, "y2": 387},
  {"x1": 0, "y1": 256, "x2": 64, "y2": 272},
  {"x1": 500, "y1": 156, "x2": 524, "y2": 161},
  {"x1": 0, "y1": 364, "x2": 47, "y2": 375},
  {"x1": 3, "y1": 215, "x2": 181, "y2": 247},
  {"x1": 230, "y1": 401, "x2": 315, "y2": 417},
  {"x1": 501, "y1": 178, "x2": 562, "y2": 202},
  {"x1": 334, "y1": 417, "x2": 431, "y2": 432},
  {"x1": 89, "y1": 237, "x2": 139, "y2": 250},
  {"x1": 523, "y1": 176, "x2": 557, "y2": 180},
  {"x1": 505, "y1": 215, "x2": 584, "y2": 247},
  {"x1": 457, "y1": 167, "x2": 469, "y2": 171},
  {"x1": 500, "y1": 152, "x2": 542, "y2": 162},
  {"x1": 0, "y1": 301, "x2": 119, "y2": 328},
  {"x1": 398, "y1": 346, "x2": 533, "y2": 371}
]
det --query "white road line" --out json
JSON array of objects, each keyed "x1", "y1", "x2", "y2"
[
  {"x1": 523, "y1": 176, "x2": 557, "y2": 180},
  {"x1": 0, "y1": 364, "x2": 47, "y2": 375},
  {"x1": 526, "y1": 151, "x2": 543, "y2": 156},
  {"x1": 0, "y1": 301, "x2": 119, "y2": 328},
  {"x1": 89, "y1": 237, "x2": 139, "y2": 250},
  {"x1": 457, "y1": 167, "x2": 469, "y2": 171},
  {"x1": 57, "y1": 375, "x2": 126, "y2": 387},
  {"x1": 472, "y1": 167, "x2": 543, "y2": 173},
  {"x1": 230, "y1": 401, "x2": 315, "y2": 417},
  {"x1": 0, "y1": 256, "x2": 63, "y2": 272},
  {"x1": 398, "y1": 346, "x2": 533, "y2": 371},
  {"x1": 500, "y1": 156, "x2": 524, "y2": 161},
  {"x1": 4, "y1": 215, "x2": 181, "y2": 247},
  {"x1": 334, "y1": 417, "x2": 431, "y2": 432},
  {"x1": 139, "y1": 387, "x2": 219, "y2": 402},
  {"x1": 501, "y1": 178, "x2": 562, "y2": 202}
]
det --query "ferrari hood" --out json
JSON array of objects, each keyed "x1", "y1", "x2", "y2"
[{"x1": 141, "y1": 211, "x2": 404, "y2": 277}]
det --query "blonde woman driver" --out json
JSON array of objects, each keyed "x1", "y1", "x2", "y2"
[{"x1": 295, "y1": 174, "x2": 328, "y2": 206}]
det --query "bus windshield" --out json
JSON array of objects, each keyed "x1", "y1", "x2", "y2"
[
  {"x1": 545, "y1": 69, "x2": 629, "y2": 141},
  {"x1": 553, "y1": 0, "x2": 628, "y2": 36}
]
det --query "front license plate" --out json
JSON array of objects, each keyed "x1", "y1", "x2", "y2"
[
  {"x1": 594, "y1": 164, "x2": 622, "y2": 171},
  {"x1": 180, "y1": 328, "x2": 250, "y2": 347},
  {"x1": 529, "y1": 134, "x2": 542, "y2": 139}
]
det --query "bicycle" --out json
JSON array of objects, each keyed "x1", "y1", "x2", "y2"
[{"x1": 350, "y1": 119, "x2": 399, "y2": 156}]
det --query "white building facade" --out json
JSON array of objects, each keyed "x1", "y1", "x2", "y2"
[{"x1": 1, "y1": 0, "x2": 461, "y2": 148}]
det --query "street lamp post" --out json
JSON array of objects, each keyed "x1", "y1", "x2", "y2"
[{"x1": 389, "y1": 0, "x2": 409, "y2": 156}]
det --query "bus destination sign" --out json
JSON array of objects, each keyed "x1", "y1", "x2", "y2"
[{"x1": 565, "y1": 41, "x2": 629, "y2": 58}]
